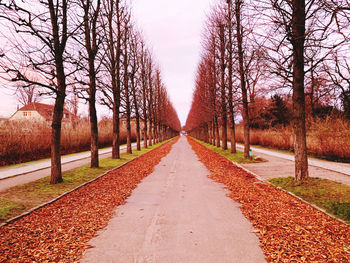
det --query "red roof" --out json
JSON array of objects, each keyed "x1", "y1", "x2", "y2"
[{"x1": 18, "y1": 102, "x2": 74, "y2": 121}]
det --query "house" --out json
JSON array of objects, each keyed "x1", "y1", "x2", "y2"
[{"x1": 9, "y1": 102, "x2": 75, "y2": 122}]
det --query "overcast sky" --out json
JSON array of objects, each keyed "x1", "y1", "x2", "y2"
[{"x1": 0, "y1": 0, "x2": 215, "y2": 125}]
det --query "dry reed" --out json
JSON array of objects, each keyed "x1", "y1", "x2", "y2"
[
  {"x1": 0, "y1": 118, "x2": 136, "y2": 166},
  {"x1": 235, "y1": 117, "x2": 350, "y2": 161}
]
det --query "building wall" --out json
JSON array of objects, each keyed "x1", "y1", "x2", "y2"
[{"x1": 10, "y1": 110, "x2": 46, "y2": 122}]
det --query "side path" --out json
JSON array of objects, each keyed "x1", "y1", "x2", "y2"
[
  {"x1": 236, "y1": 144, "x2": 350, "y2": 176},
  {"x1": 235, "y1": 145, "x2": 350, "y2": 186},
  {"x1": 0, "y1": 143, "x2": 137, "y2": 192},
  {"x1": 81, "y1": 136, "x2": 266, "y2": 262}
]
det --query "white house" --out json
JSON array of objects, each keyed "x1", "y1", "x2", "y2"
[{"x1": 9, "y1": 102, "x2": 74, "y2": 122}]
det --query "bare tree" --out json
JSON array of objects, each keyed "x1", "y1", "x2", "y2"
[
  {"x1": 215, "y1": 14, "x2": 228, "y2": 151},
  {"x1": 140, "y1": 41, "x2": 149, "y2": 149},
  {"x1": 129, "y1": 31, "x2": 142, "y2": 151},
  {"x1": 78, "y1": 0, "x2": 101, "y2": 168},
  {"x1": 100, "y1": 0, "x2": 123, "y2": 159},
  {"x1": 121, "y1": 12, "x2": 132, "y2": 154},
  {"x1": 226, "y1": 0, "x2": 237, "y2": 153},
  {"x1": 15, "y1": 84, "x2": 41, "y2": 107},
  {"x1": 147, "y1": 58, "x2": 154, "y2": 146},
  {"x1": 324, "y1": 52, "x2": 350, "y2": 119},
  {"x1": 0, "y1": 0, "x2": 76, "y2": 184}
]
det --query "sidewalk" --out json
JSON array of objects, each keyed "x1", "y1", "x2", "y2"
[
  {"x1": 236, "y1": 144, "x2": 350, "y2": 176},
  {"x1": 236, "y1": 145, "x2": 350, "y2": 186},
  {"x1": 81, "y1": 136, "x2": 266, "y2": 262},
  {"x1": 0, "y1": 145, "x2": 134, "y2": 180},
  {"x1": 0, "y1": 144, "x2": 135, "y2": 192}
]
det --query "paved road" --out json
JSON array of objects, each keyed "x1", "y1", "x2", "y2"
[
  {"x1": 81, "y1": 136, "x2": 266, "y2": 263},
  {"x1": 0, "y1": 144, "x2": 135, "y2": 192}
]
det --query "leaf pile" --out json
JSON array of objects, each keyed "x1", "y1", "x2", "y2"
[
  {"x1": 0, "y1": 138, "x2": 178, "y2": 263},
  {"x1": 187, "y1": 137, "x2": 350, "y2": 262}
]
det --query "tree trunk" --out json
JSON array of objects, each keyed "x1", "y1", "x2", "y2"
[
  {"x1": 126, "y1": 115, "x2": 132, "y2": 154},
  {"x1": 149, "y1": 120, "x2": 153, "y2": 146},
  {"x1": 212, "y1": 120, "x2": 216, "y2": 145},
  {"x1": 136, "y1": 115, "x2": 141, "y2": 151},
  {"x1": 154, "y1": 122, "x2": 157, "y2": 144},
  {"x1": 230, "y1": 122, "x2": 236, "y2": 153},
  {"x1": 49, "y1": 0, "x2": 68, "y2": 184},
  {"x1": 112, "y1": 109, "x2": 120, "y2": 159},
  {"x1": 88, "y1": 56, "x2": 99, "y2": 168},
  {"x1": 90, "y1": 98, "x2": 99, "y2": 167},
  {"x1": 215, "y1": 116, "x2": 220, "y2": 147},
  {"x1": 143, "y1": 117, "x2": 148, "y2": 148},
  {"x1": 50, "y1": 94, "x2": 65, "y2": 184},
  {"x1": 292, "y1": 0, "x2": 309, "y2": 180}
]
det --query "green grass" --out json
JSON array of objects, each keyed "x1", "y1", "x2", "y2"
[
  {"x1": 0, "y1": 140, "x2": 170, "y2": 223},
  {"x1": 269, "y1": 177, "x2": 350, "y2": 223},
  {"x1": 192, "y1": 138, "x2": 261, "y2": 163},
  {"x1": 0, "y1": 200, "x2": 25, "y2": 221}
]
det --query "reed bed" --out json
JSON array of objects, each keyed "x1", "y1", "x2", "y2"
[{"x1": 0, "y1": 118, "x2": 135, "y2": 166}]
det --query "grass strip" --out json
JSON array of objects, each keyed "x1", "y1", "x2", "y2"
[
  {"x1": 0, "y1": 140, "x2": 170, "y2": 223},
  {"x1": 269, "y1": 177, "x2": 350, "y2": 223},
  {"x1": 191, "y1": 137, "x2": 263, "y2": 163}
]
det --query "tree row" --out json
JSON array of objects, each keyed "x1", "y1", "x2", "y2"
[
  {"x1": 185, "y1": 0, "x2": 350, "y2": 181},
  {"x1": 0, "y1": 0, "x2": 181, "y2": 184}
]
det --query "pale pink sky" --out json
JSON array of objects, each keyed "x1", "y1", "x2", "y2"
[
  {"x1": 132, "y1": 0, "x2": 215, "y2": 125},
  {"x1": 0, "y1": 0, "x2": 215, "y2": 125}
]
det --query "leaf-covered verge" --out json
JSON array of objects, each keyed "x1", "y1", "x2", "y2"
[
  {"x1": 0, "y1": 140, "x2": 171, "y2": 223},
  {"x1": 269, "y1": 177, "x2": 350, "y2": 223},
  {"x1": 187, "y1": 136, "x2": 350, "y2": 262},
  {"x1": 192, "y1": 137, "x2": 264, "y2": 163},
  {"x1": 0, "y1": 137, "x2": 178, "y2": 263}
]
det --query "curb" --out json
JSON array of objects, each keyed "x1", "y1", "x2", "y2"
[{"x1": 0, "y1": 139, "x2": 174, "y2": 228}]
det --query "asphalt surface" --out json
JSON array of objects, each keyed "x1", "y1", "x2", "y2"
[
  {"x1": 81, "y1": 136, "x2": 266, "y2": 263},
  {"x1": 235, "y1": 144, "x2": 350, "y2": 186},
  {"x1": 236, "y1": 144, "x2": 350, "y2": 176}
]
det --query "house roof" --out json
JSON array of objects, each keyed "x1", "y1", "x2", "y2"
[{"x1": 17, "y1": 102, "x2": 73, "y2": 121}]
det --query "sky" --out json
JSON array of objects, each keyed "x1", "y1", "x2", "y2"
[
  {"x1": 132, "y1": 0, "x2": 215, "y2": 125},
  {"x1": 0, "y1": 0, "x2": 215, "y2": 125}
]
